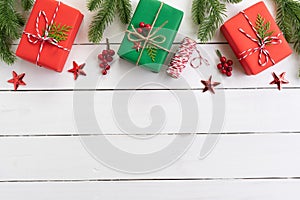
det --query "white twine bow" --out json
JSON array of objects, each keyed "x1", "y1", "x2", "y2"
[
  {"x1": 23, "y1": 1, "x2": 70, "y2": 66},
  {"x1": 126, "y1": 2, "x2": 170, "y2": 65},
  {"x1": 238, "y1": 11, "x2": 282, "y2": 67}
]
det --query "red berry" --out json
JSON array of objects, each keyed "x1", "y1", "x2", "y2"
[
  {"x1": 99, "y1": 63, "x2": 106, "y2": 68},
  {"x1": 223, "y1": 63, "x2": 229, "y2": 68},
  {"x1": 105, "y1": 65, "x2": 111, "y2": 70},
  {"x1": 102, "y1": 69, "x2": 107, "y2": 75},
  {"x1": 102, "y1": 50, "x2": 108, "y2": 55},
  {"x1": 226, "y1": 71, "x2": 232, "y2": 77},
  {"x1": 145, "y1": 24, "x2": 152, "y2": 30},
  {"x1": 108, "y1": 50, "x2": 115, "y2": 56},
  {"x1": 217, "y1": 63, "x2": 223, "y2": 69},
  {"x1": 106, "y1": 56, "x2": 113, "y2": 62},
  {"x1": 139, "y1": 22, "x2": 145, "y2": 28},
  {"x1": 220, "y1": 56, "x2": 227, "y2": 63},
  {"x1": 102, "y1": 59, "x2": 107, "y2": 64},
  {"x1": 227, "y1": 67, "x2": 233, "y2": 72},
  {"x1": 227, "y1": 60, "x2": 233, "y2": 66},
  {"x1": 98, "y1": 54, "x2": 104, "y2": 60},
  {"x1": 221, "y1": 69, "x2": 227, "y2": 74},
  {"x1": 137, "y1": 28, "x2": 143, "y2": 34}
]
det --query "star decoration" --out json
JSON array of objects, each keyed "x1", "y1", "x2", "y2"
[
  {"x1": 201, "y1": 75, "x2": 221, "y2": 94},
  {"x1": 7, "y1": 71, "x2": 26, "y2": 91},
  {"x1": 68, "y1": 61, "x2": 87, "y2": 80},
  {"x1": 132, "y1": 41, "x2": 142, "y2": 52},
  {"x1": 270, "y1": 72, "x2": 289, "y2": 91}
]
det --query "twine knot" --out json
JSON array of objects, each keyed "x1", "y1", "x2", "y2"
[
  {"x1": 125, "y1": 2, "x2": 170, "y2": 65},
  {"x1": 23, "y1": 1, "x2": 70, "y2": 66},
  {"x1": 238, "y1": 11, "x2": 282, "y2": 67}
]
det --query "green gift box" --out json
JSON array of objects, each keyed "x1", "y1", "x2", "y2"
[{"x1": 117, "y1": 0, "x2": 184, "y2": 72}]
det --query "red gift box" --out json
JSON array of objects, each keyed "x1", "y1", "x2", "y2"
[
  {"x1": 16, "y1": 0, "x2": 83, "y2": 72},
  {"x1": 221, "y1": 2, "x2": 292, "y2": 75}
]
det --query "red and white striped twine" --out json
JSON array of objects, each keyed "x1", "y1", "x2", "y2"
[
  {"x1": 238, "y1": 11, "x2": 282, "y2": 67},
  {"x1": 167, "y1": 37, "x2": 209, "y2": 79},
  {"x1": 23, "y1": 1, "x2": 70, "y2": 66}
]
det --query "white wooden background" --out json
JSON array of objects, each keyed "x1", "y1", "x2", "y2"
[{"x1": 1, "y1": 0, "x2": 300, "y2": 199}]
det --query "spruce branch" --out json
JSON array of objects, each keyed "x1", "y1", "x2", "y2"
[
  {"x1": 192, "y1": 0, "x2": 207, "y2": 25},
  {"x1": 192, "y1": 0, "x2": 242, "y2": 42},
  {"x1": 88, "y1": 0, "x2": 117, "y2": 43},
  {"x1": 255, "y1": 14, "x2": 274, "y2": 42},
  {"x1": 0, "y1": 32, "x2": 16, "y2": 65},
  {"x1": 88, "y1": 0, "x2": 132, "y2": 43},
  {"x1": 116, "y1": 0, "x2": 132, "y2": 24},
  {"x1": 47, "y1": 23, "x2": 72, "y2": 43},
  {"x1": 273, "y1": 0, "x2": 300, "y2": 54},
  {"x1": 223, "y1": 0, "x2": 242, "y2": 3},
  {"x1": 0, "y1": 0, "x2": 28, "y2": 65},
  {"x1": 146, "y1": 44, "x2": 158, "y2": 62},
  {"x1": 87, "y1": 0, "x2": 104, "y2": 11},
  {"x1": 0, "y1": 0, "x2": 23, "y2": 40},
  {"x1": 21, "y1": 0, "x2": 34, "y2": 11},
  {"x1": 197, "y1": 0, "x2": 226, "y2": 42}
]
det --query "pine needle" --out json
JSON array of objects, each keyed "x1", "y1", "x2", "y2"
[
  {"x1": 0, "y1": 32, "x2": 16, "y2": 65},
  {"x1": 87, "y1": 0, "x2": 104, "y2": 11},
  {"x1": 88, "y1": 0, "x2": 132, "y2": 43},
  {"x1": 192, "y1": 0, "x2": 242, "y2": 42},
  {"x1": 197, "y1": 0, "x2": 226, "y2": 42},
  {"x1": 116, "y1": 0, "x2": 132, "y2": 24},
  {"x1": 192, "y1": 0, "x2": 207, "y2": 25},
  {"x1": 88, "y1": 0, "x2": 117, "y2": 43},
  {"x1": 146, "y1": 44, "x2": 158, "y2": 62},
  {"x1": 274, "y1": 0, "x2": 300, "y2": 54},
  {"x1": 223, "y1": 0, "x2": 242, "y2": 3},
  {"x1": 0, "y1": 0, "x2": 27, "y2": 65},
  {"x1": 21, "y1": 0, "x2": 34, "y2": 11},
  {"x1": 47, "y1": 23, "x2": 72, "y2": 43}
]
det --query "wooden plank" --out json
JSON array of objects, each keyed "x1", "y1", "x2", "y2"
[
  {"x1": 0, "y1": 89, "x2": 299, "y2": 135},
  {"x1": 1, "y1": 44, "x2": 299, "y2": 90},
  {"x1": 0, "y1": 179, "x2": 299, "y2": 200},
  {"x1": 0, "y1": 134, "x2": 300, "y2": 180}
]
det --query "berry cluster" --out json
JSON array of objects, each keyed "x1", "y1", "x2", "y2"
[
  {"x1": 137, "y1": 22, "x2": 152, "y2": 36},
  {"x1": 98, "y1": 38, "x2": 115, "y2": 75},
  {"x1": 216, "y1": 50, "x2": 233, "y2": 77}
]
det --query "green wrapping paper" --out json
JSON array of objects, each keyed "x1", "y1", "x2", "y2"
[{"x1": 117, "y1": 0, "x2": 183, "y2": 72}]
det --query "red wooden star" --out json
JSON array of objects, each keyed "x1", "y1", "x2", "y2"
[
  {"x1": 270, "y1": 72, "x2": 289, "y2": 91},
  {"x1": 7, "y1": 71, "x2": 26, "y2": 91},
  {"x1": 201, "y1": 75, "x2": 221, "y2": 94},
  {"x1": 68, "y1": 61, "x2": 86, "y2": 80},
  {"x1": 132, "y1": 41, "x2": 142, "y2": 52}
]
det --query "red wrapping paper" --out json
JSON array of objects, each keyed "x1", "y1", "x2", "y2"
[
  {"x1": 221, "y1": 1, "x2": 292, "y2": 75},
  {"x1": 16, "y1": 0, "x2": 83, "y2": 72}
]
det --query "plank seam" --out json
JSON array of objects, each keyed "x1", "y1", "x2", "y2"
[
  {"x1": 1, "y1": 177, "x2": 300, "y2": 183},
  {"x1": 0, "y1": 132, "x2": 300, "y2": 137},
  {"x1": 0, "y1": 87, "x2": 299, "y2": 92}
]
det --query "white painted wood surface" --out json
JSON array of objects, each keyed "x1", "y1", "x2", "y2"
[
  {"x1": 1, "y1": 134, "x2": 300, "y2": 180},
  {"x1": 1, "y1": 0, "x2": 300, "y2": 199},
  {"x1": 0, "y1": 180, "x2": 300, "y2": 200}
]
